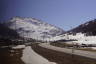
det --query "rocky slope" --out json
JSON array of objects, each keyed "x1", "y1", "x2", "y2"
[{"x1": 68, "y1": 19, "x2": 96, "y2": 36}]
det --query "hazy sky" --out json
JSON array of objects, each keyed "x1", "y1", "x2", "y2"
[{"x1": 1, "y1": 0, "x2": 96, "y2": 31}]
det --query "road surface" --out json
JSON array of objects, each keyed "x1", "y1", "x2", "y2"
[{"x1": 39, "y1": 43, "x2": 96, "y2": 59}]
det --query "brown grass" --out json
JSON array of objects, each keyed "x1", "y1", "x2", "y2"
[
  {"x1": 31, "y1": 43, "x2": 96, "y2": 64},
  {"x1": 50, "y1": 42, "x2": 73, "y2": 48},
  {"x1": 77, "y1": 48, "x2": 96, "y2": 52},
  {"x1": 50, "y1": 42, "x2": 96, "y2": 52},
  {"x1": 0, "y1": 47, "x2": 25, "y2": 64}
]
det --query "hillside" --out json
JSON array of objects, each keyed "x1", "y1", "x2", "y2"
[
  {"x1": 68, "y1": 19, "x2": 96, "y2": 36},
  {"x1": 3, "y1": 17, "x2": 65, "y2": 40}
]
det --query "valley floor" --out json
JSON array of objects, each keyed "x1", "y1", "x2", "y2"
[
  {"x1": 39, "y1": 43, "x2": 96, "y2": 59},
  {"x1": 31, "y1": 43, "x2": 96, "y2": 64},
  {"x1": 0, "y1": 43, "x2": 96, "y2": 64},
  {"x1": 0, "y1": 44, "x2": 56, "y2": 64}
]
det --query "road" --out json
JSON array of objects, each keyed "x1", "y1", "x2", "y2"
[{"x1": 39, "y1": 43, "x2": 96, "y2": 59}]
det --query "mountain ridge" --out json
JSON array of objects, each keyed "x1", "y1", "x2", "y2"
[
  {"x1": 3, "y1": 17, "x2": 65, "y2": 40},
  {"x1": 68, "y1": 19, "x2": 96, "y2": 36}
]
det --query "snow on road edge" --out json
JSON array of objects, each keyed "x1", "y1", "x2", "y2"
[{"x1": 21, "y1": 46, "x2": 56, "y2": 64}]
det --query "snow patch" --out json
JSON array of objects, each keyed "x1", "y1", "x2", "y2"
[
  {"x1": 91, "y1": 47, "x2": 96, "y2": 50},
  {"x1": 63, "y1": 33, "x2": 96, "y2": 44},
  {"x1": 12, "y1": 45, "x2": 25, "y2": 49},
  {"x1": 21, "y1": 46, "x2": 56, "y2": 64}
]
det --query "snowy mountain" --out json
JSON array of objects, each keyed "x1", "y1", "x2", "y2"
[
  {"x1": 61, "y1": 19, "x2": 96, "y2": 45},
  {"x1": 68, "y1": 19, "x2": 96, "y2": 36},
  {"x1": 4, "y1": 17, "x2": 64, "y2": 40}
]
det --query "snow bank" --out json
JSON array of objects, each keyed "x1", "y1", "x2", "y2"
[
  {"x1": 91, "y1": 47, "x2": 96, "y2": 50},
  {"x1": 64, "y1": 33, "x2": 96, "y2": 44},
  {"x1": 12, "y1": 45, "x2": 25, "y2": 49},
  {"x1": 73, "y1": 40, "x2": 96, "y2": 44},
  {"x1": 21, "y1": 46, "x2": 56, "y2": 64}
]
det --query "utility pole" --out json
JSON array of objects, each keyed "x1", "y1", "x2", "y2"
[
  {"x1": 23, "y1": 29, "x2": 25, "y2": 44},
  {"x1": 37, "y1": 35, "x2": 38, "y2": 43},
  {"x1": 70, "y1": 26, "x2": 75, "y2": 58},
  {"x1": 43, "y1": 36, "x2": 44, "y2": 43}
]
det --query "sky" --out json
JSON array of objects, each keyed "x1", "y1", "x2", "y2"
[{"x1": 0, "y1": 0, "x2": 96, "y2": 31}]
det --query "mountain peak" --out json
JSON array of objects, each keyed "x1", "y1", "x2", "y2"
[{"x1": 4, "y1": 17, "x2": 65, "y2": 41}]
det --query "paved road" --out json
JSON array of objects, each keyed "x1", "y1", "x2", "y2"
[{"x1": 39, "y1": 43, "x2": 96, "y2": 59}]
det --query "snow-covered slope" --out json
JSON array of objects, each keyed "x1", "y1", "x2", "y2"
[
  {"x1": 64, "y1": 33, "x2": 96, "y2": 44},
  {"x1": 47, "y1": 19, "x2": 96, "y2": 44},
  {"x1": 4, "y1": 17, "x2": 64, "y2": 40}
]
